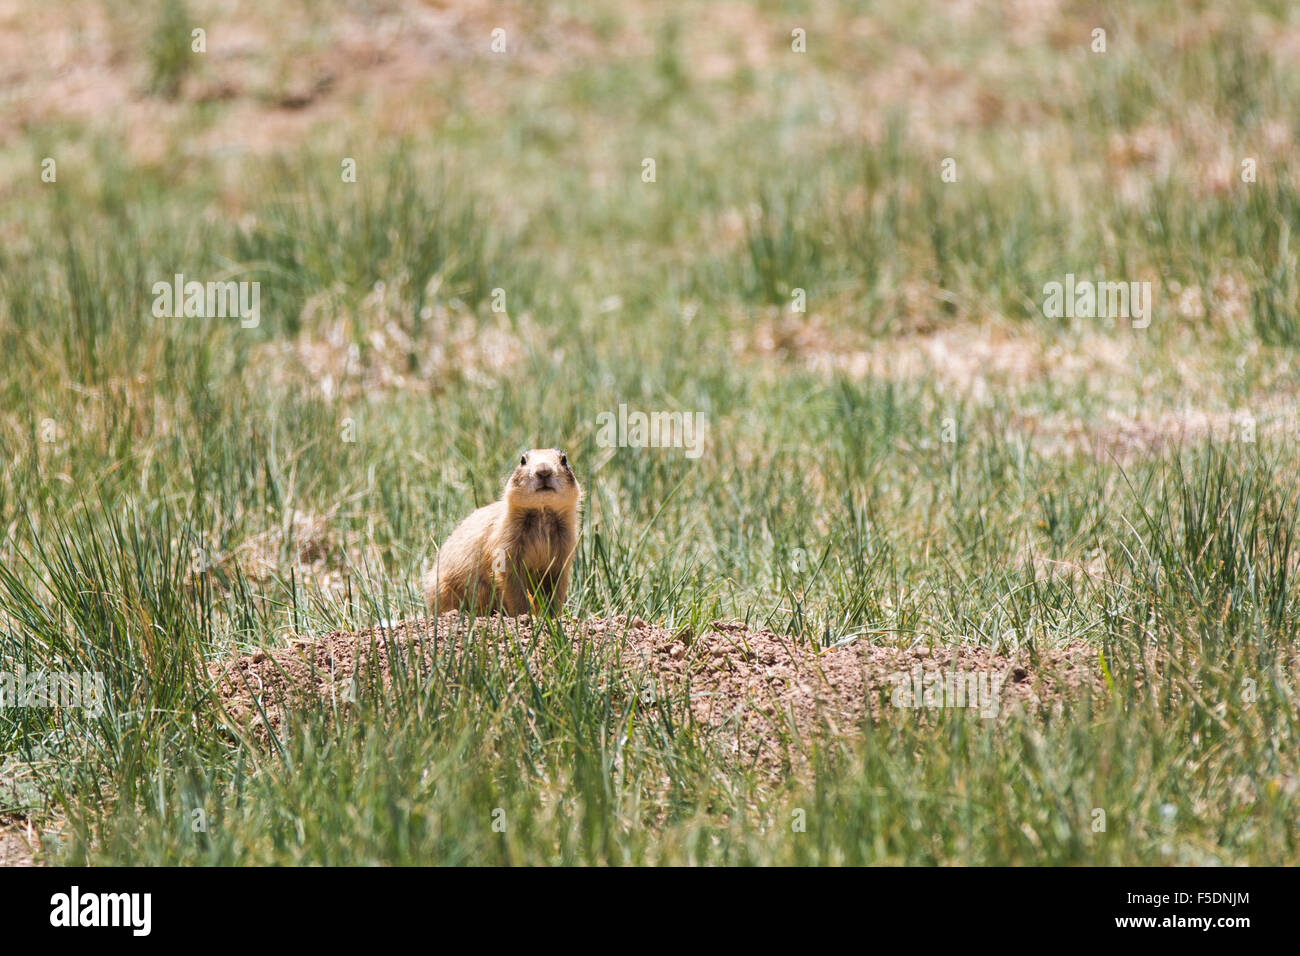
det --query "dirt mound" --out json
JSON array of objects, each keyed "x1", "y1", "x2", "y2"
[
  {"x1": 0, "y1": 825, "x2": 36, "y2": 867},
  {"x1": 208, "y1": 616, "x2": 1106, "y2": 767}
]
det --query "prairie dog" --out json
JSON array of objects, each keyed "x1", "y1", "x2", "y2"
[{"x1": 424, "y1": 448, "x2": 582, "y2": 616}]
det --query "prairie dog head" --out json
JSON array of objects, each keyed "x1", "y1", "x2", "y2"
[{"x1": 505, "y1": 448, "x2": 581, "y2": 512}]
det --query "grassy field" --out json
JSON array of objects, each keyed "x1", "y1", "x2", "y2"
[{"x1": 2, "y1": 0, "x2": 1300, "y2": 865}]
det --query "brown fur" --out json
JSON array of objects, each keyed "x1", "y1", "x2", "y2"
[{"x1": 423, "y1": 448, "x2": 582, "y2": 616}]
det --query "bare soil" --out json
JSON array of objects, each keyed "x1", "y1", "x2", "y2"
[
  {"x1": 0, "y1": 824, "x2": 36, "y2": 867},
  {"x1": 209, "y1": 615, "x2": 1106, "y2": 769}
]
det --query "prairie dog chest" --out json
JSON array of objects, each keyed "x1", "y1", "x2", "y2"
[{"x1": 510, "y1": 509, "x2": 572, "y2": 571}]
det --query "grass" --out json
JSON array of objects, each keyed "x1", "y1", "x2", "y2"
[{"x1": 1, "y1": 0, "x2": 1299, "y2": 864}]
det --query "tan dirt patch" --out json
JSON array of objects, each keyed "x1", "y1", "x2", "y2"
[
  {"x1": 0, "y1": 823, "x2": 37, "y2": 867},
  {"x1": 229, "y1": 510, "x2": 339, "y2": 584},
  {"x1": 0, "y1": 0, "x2": 613, "y2": 157},
  {"x1": 209, "y1": 615, "x2": 1106, "y2": 771},
  {"x1": 183, "y1": 507, "x2": 385, "y2": 601},
  {"x1": 1013, "y1": 406, "x2": 1259, "y2": 464},
  {"x1": 740, "y1": 315, "x2": 1136, "y2": 399},
  {"x1": 247, "y1": 300, "x2": 537, "y2": 401}
]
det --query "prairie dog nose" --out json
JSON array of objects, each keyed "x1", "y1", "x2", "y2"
[{"x1": 534, "y1": 463, "x2": 554, "y2": 479}]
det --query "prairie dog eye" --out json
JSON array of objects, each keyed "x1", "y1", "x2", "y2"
[
  {"x1": 559, "y1": 453, "x2": 568, "y2": 468},
  {"x1": 520, "y1": 454, "x2": 528, "y2": 466}
]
